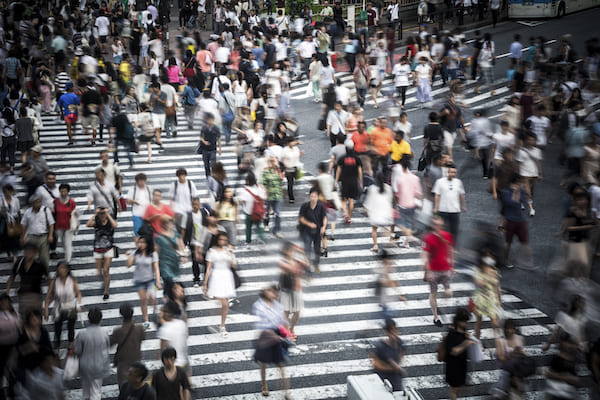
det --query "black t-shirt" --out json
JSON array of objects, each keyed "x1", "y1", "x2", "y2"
[
  {"x1": 424, "y1": 123, "x2": 443, "y2": 141},
  {"x1": 118, "y1": 383, "x2": 156, "y2": 400},
  {"x1": 112, "y1": 113, "x2": 134, "y2": 140},
  {"x1": 81, "y1": 89, "x2": 102, "y2": 116},
  {"x1": 200, "y1": 125, "x2": 220, "y2": 151},
  {"x1": 151, "y1": 367, "x2": 190, "y2": 400},
  {"x1": 337, "y1": 155, "x2": 362, "y2": 183},
  {"x1": 299, "y1": 201, "x2": 327, "y2": 232},
  {"x1": 440, "y1": 103, "x2": 461, "y2": 133},
  {"x1": 17, "y1": 327, "x2": 52, "y2": 370},
  {"x1": 513, "y1": 71, "x2": 525, "y2": 93},
  {"x1": 11, "y1": 258, "x2": 47, "y2": 294},
  {"x1": 264, "y1": 43, "x2": 275, "y2": 68}
]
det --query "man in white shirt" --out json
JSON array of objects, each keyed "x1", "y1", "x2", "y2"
[
  {"x1": 168, "y1": 168, "x2": 198, "y2": 228},
  {"x1": 326, "y1": 102, "x2": 350, "y2": 147},
  {"x1": 248, "y1": 9, "x2": 260, "y2": 28},
  {"x1": 35, "y1": 171, "x2": 60, "y2": 210},
  {"x1": 160, "y1": 80, "x2": 179, "y2": 137},
  {"x1": 432, "y1": 165, "x2": 466, "y2": 239},
  {"x1": 126, "y1": 173, "x2": 153, "y2": 242},
  {"x1": 20, "y1": 194, "x2": 55, "y2": 270},
  {"x1": 275, "y1": 36, "x2": 288, "y2": 62},
  {"x1": 526, "y1": 104, "x2": 551, "y2": 148},
  {"x1": 181, "y1": 197, "x2": 209, "y2": 287},
  {"x1": 387, "y1": 0, "x2": 400, "y2": 36},
  {"x1": 215, "y1": 40, "x2": 231, "y2": 65},
  {"x1": 265, "y1": 135, "x2": 283, "y2": 161},
  {"x1": 157, "y1": 302, "x2": 189, "y2": 369},
  {"x1": 335, "y1": 79, "x2": 351, "y2": 107},
  {"x1": 516, "y1": 133, "x2": 542, "y2": 216},
  {"x1": 97, "y1": 150, "x2": 122, "y2": 194},
  {"x1": 274, "y1": 10, "x2": 289, "y2": 34},
  {"x1": 297, "y1": 35, "x2": 316, "y2": 80},
  {"x1": 94, "y1": 10, "x2": 110, "y2": 53}
]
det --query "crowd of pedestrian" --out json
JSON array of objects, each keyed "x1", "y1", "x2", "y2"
[{"x1": 0, "y1": 0, "x2": 598, "y2": 399}]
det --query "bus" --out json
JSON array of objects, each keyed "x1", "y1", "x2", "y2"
[{"x1": 508, "y1": 0, "x2": 599, "y2": 18}]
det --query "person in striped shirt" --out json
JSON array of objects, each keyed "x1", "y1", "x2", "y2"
[{"x1": 53, "y1": 65, "x2": 71, "y2": 113}]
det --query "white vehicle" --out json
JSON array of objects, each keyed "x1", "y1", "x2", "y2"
[{"x1": 508, "y1": 0, "x2": 599, "y2": 18}]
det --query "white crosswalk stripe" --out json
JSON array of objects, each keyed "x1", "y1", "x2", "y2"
[{"x1": 2, "y1": 84, "x2": 561, "y2": 399}]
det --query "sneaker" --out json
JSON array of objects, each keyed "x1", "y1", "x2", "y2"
[
  {"x1": 529, "y1": 208, "x2": 536, "y2": 217},
  {"x1": 264, "y1": 225, "x2": 270, "y2": 232},
  {"x1": 143, "y1": 322, "x2": 150, "y2": 330},
  {"x1": 193, "y1": 282, "x2": 200, "y2": 288},
  {"x1": 274, "y1": 232, "x2": 283, "y2": 239},
  {"x1": 506, "y1": 264, "x2": 515, "y2": 269},
  {"x1": 103, "y1": 294, "x2": 109, "y2": 300},
  {"x1": 433, "y1": 319, "x2": 443, "y2": 327}
]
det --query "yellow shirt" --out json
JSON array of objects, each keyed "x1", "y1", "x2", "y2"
[
  {"x1": 390, "y1": 139, "x2": 412, "y2": 162},
  {"x1": 119, "y1": 61, "x2": 131, "y2": 84}
]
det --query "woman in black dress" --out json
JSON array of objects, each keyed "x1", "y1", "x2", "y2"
[{"x1": 444, "y1": 307, "x2": 475, "y2": 400}]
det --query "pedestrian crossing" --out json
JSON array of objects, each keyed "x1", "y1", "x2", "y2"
[{"x1": 1, "y1": 107, "x2": 564, "y2": 399}]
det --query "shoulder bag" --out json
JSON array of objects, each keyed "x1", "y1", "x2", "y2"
[{"x1": 113, "y1": 323, "x2": 135, "y2": 366}]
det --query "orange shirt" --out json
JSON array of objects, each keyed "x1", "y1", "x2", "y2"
[
  {"x1": 352, "y1": 131, "x2": 370, "y2": 153},
  {"x1": 370, "y1": 126, "x2": 394, "y2": 156}
]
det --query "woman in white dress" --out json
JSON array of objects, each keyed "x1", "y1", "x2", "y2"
[
  {"x1": 203, "y1": 232, "x2": 237, "y2": 337},
  {"x1": 364, "y1": 172, "x2": 394, "y2": 252},
  {"x1": 415, "y1": 56, "x2": 433, "y2": 105},
  {"x1": 232, "y1": 71, "x2": 248, "y2": 111}
]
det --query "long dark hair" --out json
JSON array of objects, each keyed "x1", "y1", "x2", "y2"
[
  {"x1": 136, "y1": 235, "x2": 155, "y2": 256},
  {"x1": 375, "y1": 171, "x2": 385, "y2": 194}
]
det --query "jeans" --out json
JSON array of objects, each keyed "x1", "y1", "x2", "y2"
[
  {"x1": 302, "y1": 229, "x2": 322, "y2": 268},
  {"x1": 1, "y1": 136, "x2": 16, "y2": 167},
  {"x1": 285, "y1": 169, "x2": 296, "y2": 201},
  {"x1": 357, "y1": 87, "x2": 367, "y2": 106},
  {"x1": 202, "y1": 149, "x2": 217, "y2": 178},
  {"x1": 266, "y1": 199, "x2": 282, "y2": 234},
  {"x1": 222, "y1": 118, "x2": 233, "y2": 144},
  {"x1": 165, "y1": 114, "x2": 176, "y2": 136},
  {"x1": 245, "y1": 214, "x2": 266, "y2": 244},
  {"x1": 114, "y1": 139, "x2": 134, "y2": 167},
  {"x1": 345, "y1": 53, "x2": 356, "y2": 74},
  {"x1": 184, "y1": 104, "x2": 197, "y2": 128},
  {"x1": 396, "y1": 86, "x2": 407, "y2": 106},
  {"x1": 54, "y1": 310, "x2": 76, "y2": 348}
]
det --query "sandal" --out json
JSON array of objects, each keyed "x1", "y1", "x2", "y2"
[
  {"x1": 261, "y1": 382, "x2": 269, "y2": 396},
  {"x1": 220, "y1": 326, "x2": 229, "y2": 337},
  {"x1": 370, "y1": 246, "x2": 379, "y2": 252}
]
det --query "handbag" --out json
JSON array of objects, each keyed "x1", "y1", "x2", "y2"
[
  {"x1": 279, "y1": 272, "x2": 293, "y2": 291},
  {"x1": 318, "y1": 118, "x2": 326, "y2": 131},
  {"x1": 436, "y1": 334, "x2": 447, "y2": 362},
  {"x1": 231, "y1": 267, "x2": 242, "y2": 289},
  {"x1": 70, "y1": 208, "x2": 80, "y2": 233},
  {"x1": 63, "y1": 348, "x2": 79, "y2": 380},
  {"x1": 467, "y1": 336, "x2": 484, "y2": 363},
  {"x1": 119, "y1": 196, "x2": 127, "y2": 212},
  {"x1": 417, "y1": 152, "x2": 427, "y2": 171},
  {"x1": 6, "y1": 220, "x2": 21, "y2": 237},
  {"x1": 113, "y1": 246, "x2": 120, "y2": 258}
]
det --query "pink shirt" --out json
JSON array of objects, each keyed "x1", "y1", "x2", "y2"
[
  {"x1": 167, "y1": 66, "x2": 181, "y2": 83},
  {"x1": 394, "y1": 171, "x2": 422, "y2": 209}
]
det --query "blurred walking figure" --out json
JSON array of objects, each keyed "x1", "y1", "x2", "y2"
[
  {"x1": 203, "y1": 232, "x2": 238, "y2": 337},
  {"x1": 375, "y1": 250, "x2": 407, "y2": 320},
  {"x1": 364, "y1": 172, "x2": 393, "y2": 253},
  {"x1": 110, "y1": 303, "x2": 146, "y2": 387},
  {"x1": 278, "y1": 243, "x2": 308, "y2": 339},
  {"x1": 44, "y1": 261, "x2": 81, "y2": 350},
  {"x1": 441, "y1": 307, "x2": 474, "y2": 400},
  {"x1": 491, "y1": 319, "x2": 527, "y2": 399},
  {"x1": 422, "y1": 216, "x2": 455, "y2": 327},
  {"x1": 74, "y1": 307, "x2": 110, "y2": 400},
  {"x1": 370, "y1": 319, "x2": 406, "y2": 391},
  {"x1": 298, "y1": 188, "x2": 328, "y2": 274},
  {"x1": 252, "y1": 285, "x2": 292, "y2": 398},
  {"x1": 472, "y1": 255, "x2": 502, "y2": 339}
]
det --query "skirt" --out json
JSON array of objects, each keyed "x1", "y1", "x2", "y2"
[
  {"x1": 254, "y1": 329, "x2": 286, "y2": 364},
  {"x1": 416, "y1": 78, "x2": 432, "y2": 103},
  {"x1": 279, "y1": 290, "x2": 303, "y2": 313}
]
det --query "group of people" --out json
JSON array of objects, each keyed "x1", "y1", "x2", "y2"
[{"x1": 0, "y1": 0, "x2": 599, "y2": 399}]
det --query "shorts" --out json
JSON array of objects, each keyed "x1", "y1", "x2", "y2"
[
  {"x1": 443, "y1": 130, "x2": 456, "y2": 149},
  {"x1": 428, "y1": 270, "x2": 452, "y2": 293},
  {"x1": 140, "y1": 45, "x2": 149, "y2": 58},
  {"x1": 17, "y1": 140, "x2": 35, "y2": 153},
  {"x1": 152, "y1": 113, "x2": 166, "y2": 130},
  {"x1": 100, "y1": 35, "x2": 108, "y2": 43},
  {"x1": 279, "y1": 290, "x2": 304, "y2": 313},
  {"x1": 132, "y1": 215, "x2": 143, "y2": 236},
  {"x1": 80, "y1": 114, "x2": 99, "y2": 130},
  {"x1": 396, "y1": 206, "x2": 416, "y2": 230},
  {"x1": 504, "y1": 220, "x2": 528, "y2": 244},
  {"x1": 133, "y1": 279, "x2": 155, "y2": 292},
  {"x1": 93, "y1": 248, "x2": 115, "y2": 259},
  {"x1": 64, "y1": 113, "x2": 78, "y2": 124}
]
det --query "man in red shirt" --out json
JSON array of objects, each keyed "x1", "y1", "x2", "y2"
[
  {"x1": 143, "y1": 189, "x2": 175, "y2": 236},
  {"x1": 422, "y1": 216, "x2": 454, "y2": 327}
]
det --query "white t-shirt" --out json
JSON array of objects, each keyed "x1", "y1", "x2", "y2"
[
  {"x1": 516, "y1": 147, "x2": 542, "y2": 177},
  {"x1": 335, "y1": 85, "x2": 351, "y2": 106},
  {"x1": 94, "y1": 16, "x2": 110, "y2": 36},
  {"x1": 527, "y1": 115, "x2": 551, "y2": 147},
  {"x1": 393, "y1": 63, "x2": 411, "y2": 87},
  {"x1": 415, "y1": 63, "x2": 431, "y2": 80},
  {"x1": 215, "y1": 46, "x2": 231, "y2": 64},
  {"x1": 275, "y1": 41, "x2": 287, "y2": 61},
  {"x1": 320, "y1": 65, "x2": 335, "y2": 86},
  {"x1": 432, "y1": 177, "x2": 465, "y2": 213},
  {"x1": 126, "y1": 184, "x2": 152, "y2": 217},
  {"x1": 168, "y1": 179, "x2": 198, "y2": 215},
  {"x1": 157, "y1": 318, "x2": 188, "y2": 367},
  {"x1": 492, "y1": 132, "x2": 515, "y2": 161}
]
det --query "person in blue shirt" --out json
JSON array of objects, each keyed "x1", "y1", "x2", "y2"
[
  {"x1": 181, "y1": 77, "x2": 201, "y2": 129},
  {"x1": 58, "y1": 84, "x2": 80, "y2": 145},
  {"x1": 500, "y1": 175, "x2": 533, "y2": 268}
]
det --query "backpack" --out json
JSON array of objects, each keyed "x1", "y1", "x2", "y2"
[
  {"x1": 245, "y1": 187, "x2": 266, "y2": 222},
  {"x1": 436, "y1": 334, "x2": 447, "y2": 362}
]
